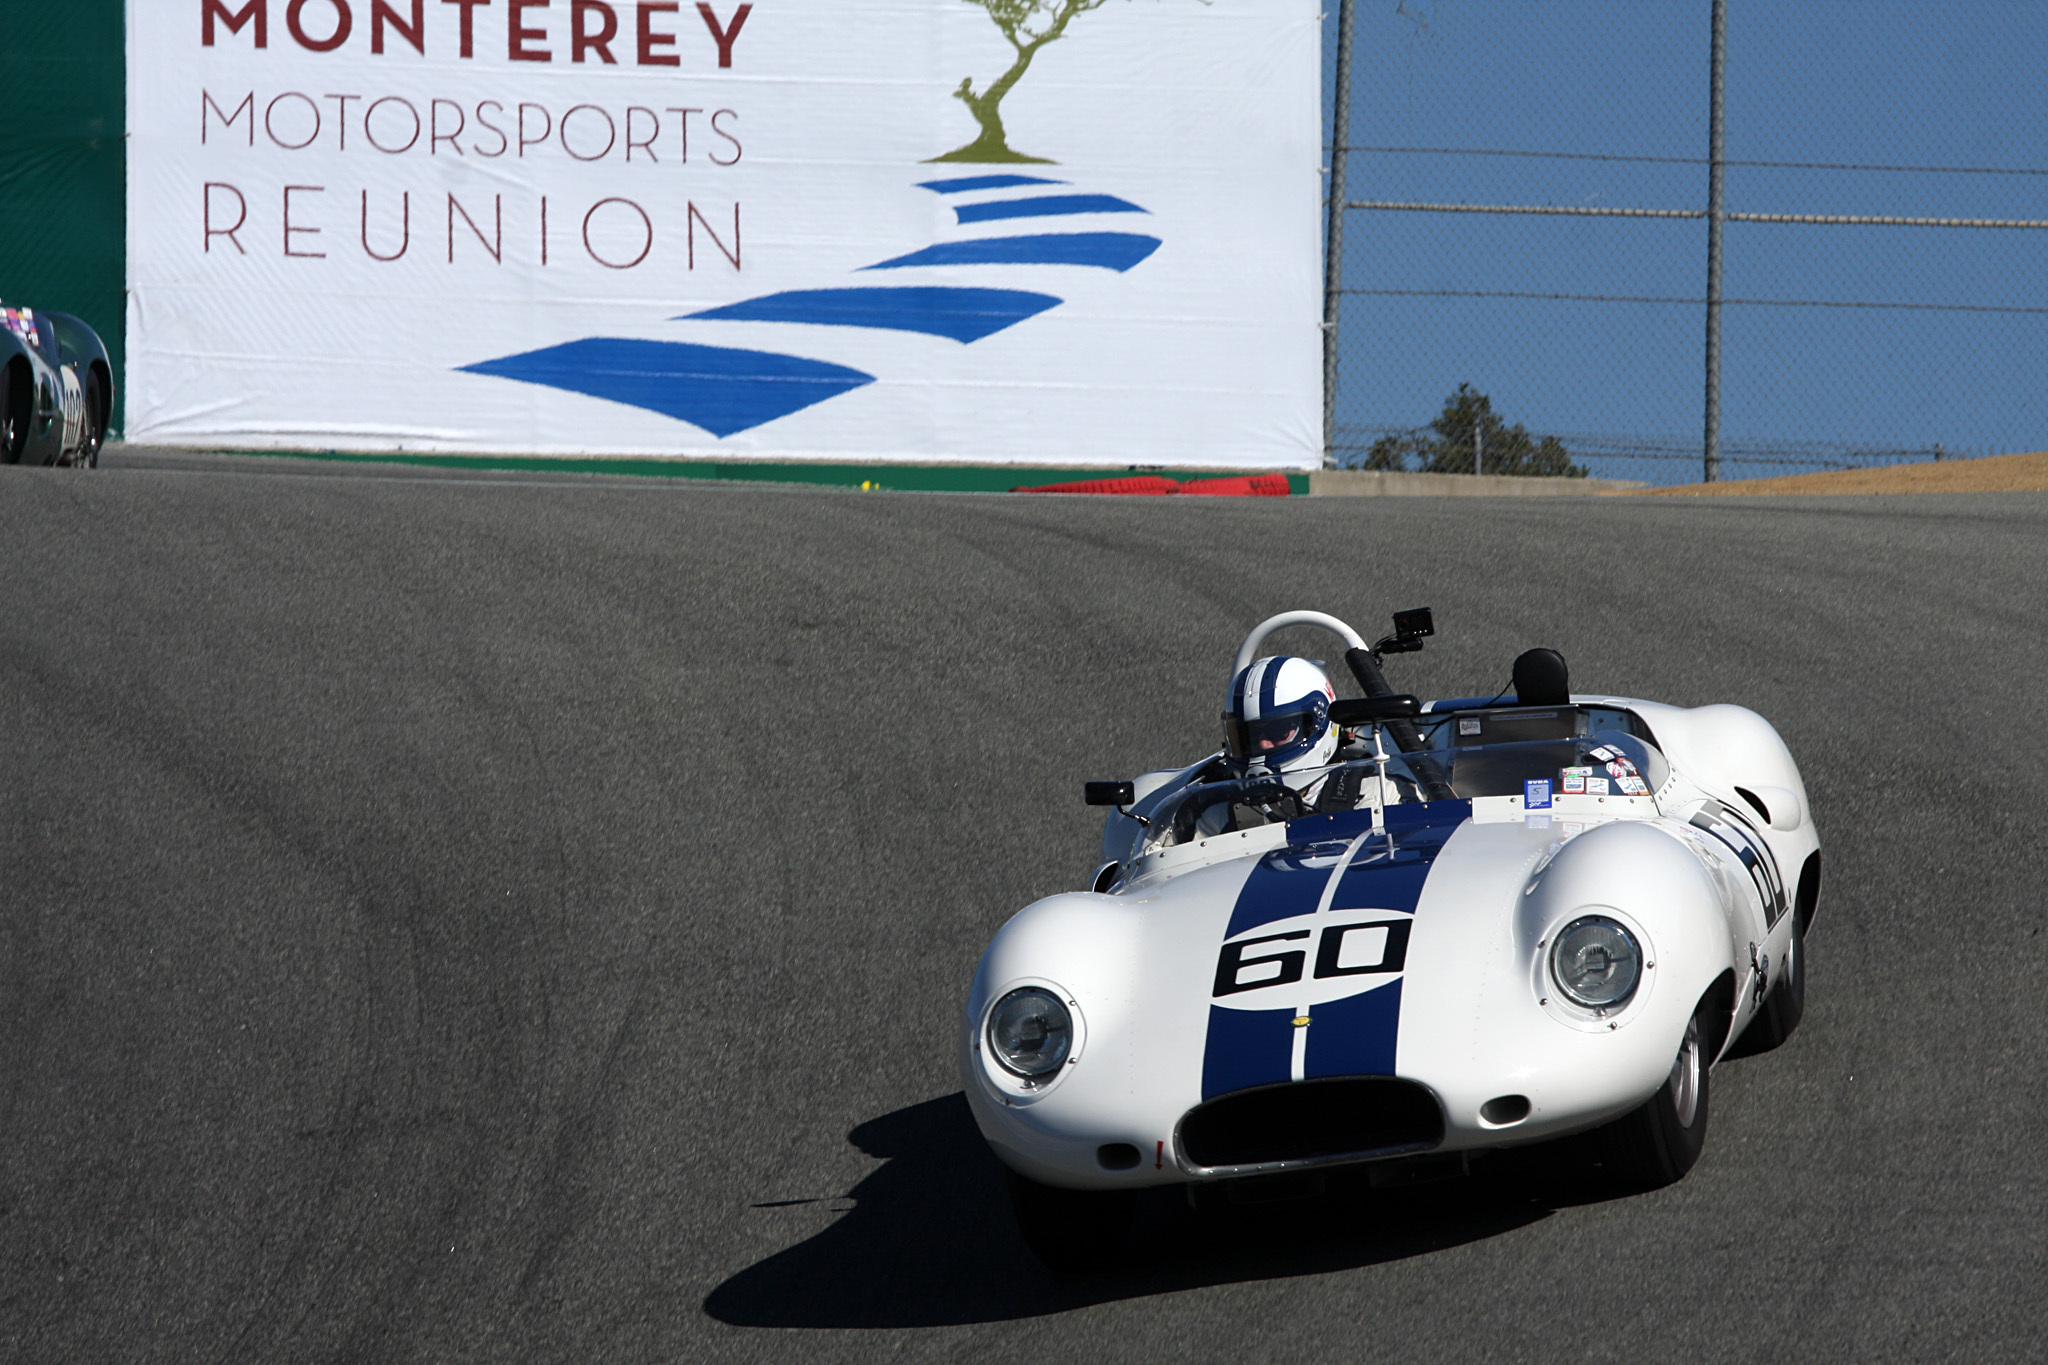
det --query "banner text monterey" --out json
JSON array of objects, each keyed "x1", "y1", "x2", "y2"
[
  {"x1": 201, "y1": 0, "x2": 752, "y2": 68},
  {"x1": 194, "y1": 0, "x2": 748, "y2": 270}
]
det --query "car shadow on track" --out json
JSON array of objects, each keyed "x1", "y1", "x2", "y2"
[{"x1": 703, "y1": 1092, "x2": 1633, "y2": 1328}]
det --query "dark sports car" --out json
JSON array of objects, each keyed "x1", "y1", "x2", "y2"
[{"x1": 2, "y1": 302, "x2": 112, "y2": 468}]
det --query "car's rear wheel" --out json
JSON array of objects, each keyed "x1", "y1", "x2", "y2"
[
  {"x1": 1734, "y1": 917, "x2": 1805, "y2": 1054},
  {"x1": 1599, "y1": 1007, "x2": 1710, "y2": 1191},
  {"x1": 1003, "y1": 1166, "x2": 1134, "y2": 1274}
]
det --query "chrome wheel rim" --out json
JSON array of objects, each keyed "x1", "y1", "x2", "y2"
[{"x1": 1669, "y1": 1017, "x2": 1702, "y2": 1128}]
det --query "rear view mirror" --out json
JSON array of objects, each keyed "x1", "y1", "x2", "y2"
[
  {"x1": 1085, "y1": 781, "x2": 1136, "y2": 807},
  {"x1": 1392, "y1": 608, "x2": 1435, "y2": 642},
  {"x1": 1329, "y1": 694, "x2": 1422, "y2": 726},
  {"x1": 1375, "y1": 607, "x2": 1435, "y2": 657}
]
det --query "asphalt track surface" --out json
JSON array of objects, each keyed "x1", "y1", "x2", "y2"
[{"x1": 3, "y1": 450, "x2": 2043, "y2": 1363}]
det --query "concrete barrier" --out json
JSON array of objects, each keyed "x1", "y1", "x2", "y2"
[{"x1": 1310, "y1": 469, "x2": 1646, "y2": 497}]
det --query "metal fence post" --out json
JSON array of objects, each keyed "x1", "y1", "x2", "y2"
[
  {"x1": 1703, "y1": 0, "x2": 1727, "y2": 483},
  {"x1": 1323, "y1": 0, "x2": 1356, "y2": 467}
]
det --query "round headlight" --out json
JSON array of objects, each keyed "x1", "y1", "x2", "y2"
[
  {"x1": 986, "y1": 987, "x2": 1073, "y2": 1079},
  {"x1": 1549, "y1": 917, "x2": 1642, "y2": 1010}
]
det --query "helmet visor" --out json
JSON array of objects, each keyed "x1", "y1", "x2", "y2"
[{"x1": 1223, "y1": 710, "x2": 1312, "y2": 760}]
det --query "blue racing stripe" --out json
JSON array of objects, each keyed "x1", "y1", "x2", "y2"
[
  {"x1": 1222, "y1": 844, "x2": 1343, "y2": 938},
  {"x1": 1199, "y1": 801, "x2": 1469, "y2": 1102},
  {"x1": 1298, "y1": 805, "x2": 1465, "y2": 1083},
  {"x1": 1303, "y1": 980, "x2": 1402, "y2": 1078},
  {"x1": 1200, "y1": 1004, "x2": 1297, "y2": 1100},
  {"x1": 1329, "y1": 803, "x2": 1466, "y2": 911}
]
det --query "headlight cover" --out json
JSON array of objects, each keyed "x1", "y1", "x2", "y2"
[
  {"x1": 986, "y1": 987, "x2": 1073, "y2": 1079},
  {"x1": 1549, "y1": 916, "x2": 1643, "y2": 1010}
]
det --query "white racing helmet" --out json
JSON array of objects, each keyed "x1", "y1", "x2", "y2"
[{"x1": 1222, "y1": 655, "x2": 1338, "y2": 777}]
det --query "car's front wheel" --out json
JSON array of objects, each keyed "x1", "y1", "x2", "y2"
[
  {"x1": 1, "y1": 359, "x2": 28, "y2": 463},
  {"x1": 1599, "y1": 1007, "x2": 1710, "y2": 1191},
  {"x1": 75, "y1": 371, "x2": 106, "y2": 468},
  {"x1": 1003, "y1": 1166, "x2": 1135, "y2": 1274}
]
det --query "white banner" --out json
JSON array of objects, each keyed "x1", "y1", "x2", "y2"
[{"x1": 127, "y1": 0, "x2": 1321, "y2": 466}]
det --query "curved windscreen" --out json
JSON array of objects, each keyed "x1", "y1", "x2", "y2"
[
  {"x1": 1129, "y1": 705, "x2": 1669, "y2": 857},
  {"x1": 1406, "y1": 731, "x2": 1667, "y2": 799}
]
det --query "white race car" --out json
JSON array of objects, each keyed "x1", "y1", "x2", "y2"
[{"x1": 962, "y1": 610, "x2": 1821, "y2": 1271}]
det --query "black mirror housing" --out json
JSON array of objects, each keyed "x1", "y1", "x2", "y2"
[
  {"x1": 1374, "y1": 607, "x2": 1435, "y2": 657},
  {"x1": 1085, "y1": 780, "x2": 1136, "y2": 807},
  {"x1": 1392, "y1": 607, "x2": 1435, "y2": 641}
]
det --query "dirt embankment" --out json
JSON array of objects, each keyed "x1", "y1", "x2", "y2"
[{"x1": 1630, "y1": 449, "x2": 2048, "y2": 496}]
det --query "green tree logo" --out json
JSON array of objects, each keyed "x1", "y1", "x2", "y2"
[{"x1": 932, "y1": 0, "x2": 1117, "y2": 164}]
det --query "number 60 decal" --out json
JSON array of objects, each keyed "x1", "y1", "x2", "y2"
[{"x1": 1212, "y1": 919, "x2": 1412, "y2": 998}]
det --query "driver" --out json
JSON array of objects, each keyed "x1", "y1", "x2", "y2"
[{"x1": 1204, "y1": 655, "x2": 1361, "y2": 832}]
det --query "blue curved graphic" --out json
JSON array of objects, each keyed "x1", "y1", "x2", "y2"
[
  {"x1": 955, "y1": 194, "x2": 1148, "y2": 224},
  {"x1": 459, "y1": 174, "x2": 1159, "y2": 437},
  {"x1": 918, "y1": 174, "x2": 1066, "y2": 194},
  {"x1": 680, "y1": 287, "x2": 1062, "y2": 343},
  {"x1": 863, "y1": 232, "x2": 1162, "y2": 273},
  {"x1": 461, "y1": 339, "x2": 875, "y2": 438}
]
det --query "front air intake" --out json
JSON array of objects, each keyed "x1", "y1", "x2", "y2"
[{"x1": 1178, "y1": 1078, "x2": 1445, "y2": 1171}]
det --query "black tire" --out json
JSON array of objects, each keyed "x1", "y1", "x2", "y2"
[
  {"x1": 74, "y1": 371, "x2": 105, "y2": 468},
  {"x1": 1003, "y1": 1166, "x2": 1135, "y2": 1275},
  {"x1": 1, "y1": 359, "x2": 27, "y2": 463},
  {"x1": 1599, "y1": 1008, "x2": 1710, "y2": 1191},
  {"x1": 1733, "y1": 917, "x2": 1806, "y2": 1055}
]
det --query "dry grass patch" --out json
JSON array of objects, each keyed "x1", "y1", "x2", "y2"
[{"x1": 1627, "y1": 449, "x2": 2048, "y2": 496}]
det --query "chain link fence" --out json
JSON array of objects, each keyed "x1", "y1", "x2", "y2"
[{"x1": 1321, "y1": 1, "x2": 2048, "y2": 486}]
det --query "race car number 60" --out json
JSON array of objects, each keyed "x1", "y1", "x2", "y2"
[{"x1": 1213, "y1": 920, "x2": 1412, "y2": 997}]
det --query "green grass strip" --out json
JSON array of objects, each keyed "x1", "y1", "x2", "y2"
[{"x1": 215, "y1": 449, "x2": 1308, "y2": 495}]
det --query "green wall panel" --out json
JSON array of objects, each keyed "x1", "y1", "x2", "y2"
[{"x1": 0, "y1": 0, "x2": 126, "y2": 431}]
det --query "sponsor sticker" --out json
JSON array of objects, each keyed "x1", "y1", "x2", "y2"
[
  {"x1": 1459, "y1": 718, "x2": 1483, "y2": 736},
  {"x1": 1606, "y1": 758, "x2": 1637, "y2": 779},
  {"x1": 1588, "y1": 745, "x2": 1619, "y2": 763},
  {"x1": 1561, "y1": 766, "x2": 1591, "y2": 794},
  {"x1": 1524, "y1": 778, "x2": 1553, "y2": 809},
  {"x1": 1618, "y1": 775, "x2": 1649, "y2": 796},
  {"x1": 1584, "y1": 776, "x2": 1611, "y2": 795}
]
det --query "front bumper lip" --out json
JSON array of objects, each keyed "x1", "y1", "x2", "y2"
[
  {"x1": 969, "y1": 1061, "x2": 1656, "y2": 1189},
  {"x1": 1174, "y1": 1137, "x2": 1443, "y2": 1180}
]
